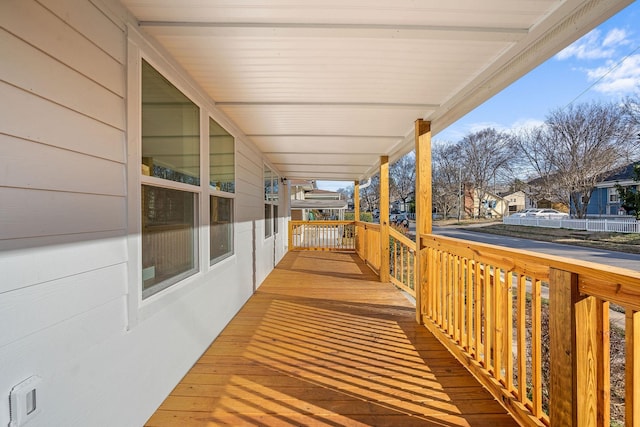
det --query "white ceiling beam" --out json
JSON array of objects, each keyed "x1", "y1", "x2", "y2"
[
  {"x1": 139, "y1": 21, "x2": 527, "y2": 42},
  {"x1": 217, "y1": 101, "x2": 439, "y2": 109}
]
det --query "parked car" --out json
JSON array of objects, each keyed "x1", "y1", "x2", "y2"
[
  {"x1": 393, "y1": 213, "x2": 409, "y2": 227},
  {"x1": 510, "y1": 208, "x2": 540, "y2": 218},
  {"x1": 525, "y1": 208, "x2": 569, "y2": 218}
]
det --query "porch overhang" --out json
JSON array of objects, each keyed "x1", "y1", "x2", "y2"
[{"x1": 123, "y1": 0, "x2": 633, "y2": 182}]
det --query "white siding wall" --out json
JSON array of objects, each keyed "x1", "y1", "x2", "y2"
[{"x1": 0, "y1": 0, "x2": 286, "y2": 425}]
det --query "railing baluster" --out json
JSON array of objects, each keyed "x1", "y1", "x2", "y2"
[
  {"x1": 504, "y1": 271, "x2": 514, "y2": 391},
  {"x1": 466, "y1": 258, "x2": 473, "y2": 353},
  {"x1": 484, "y1": 264, "x2": 491, "y2": 370},
  {"x1": 532, "y1": 278, "x2": 542, "y2": 417},
  {"x1": 494, "y1": 267, "x2": 503, "y2": 381},
  {"x1": 517, "y1": 274, "x2": 527, "y2": 404},
  {"x1": 452, "y1": 254, "x2": 458, "y2": 339},
  {"x1": 596, "y1": 299, "x2": 610, "y2": 427},
  {"x1": 627, "y1": 310, "x2": 639, "y2": 427},
  {"x1": 475, "y1": 260, "x2": 482, "y2": 362}
]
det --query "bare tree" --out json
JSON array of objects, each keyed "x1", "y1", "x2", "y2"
[
  {"x1": 515, "y1": 101, "x2": 638, "y2": 218},
  {"x1": 336, "y1": 185, "x2": 354, "y2": 201},
  {"x1": 359, "y1": 174, "x2": 380, "y2": 212},
  {"x1": 624, "y1": 95, "x2": 640, "y2": 141},
  {"x1": 432, "y1": 142, "x2": 465, "y2": 219},
  {"x1": 458, "y1": 128, "x2": 515, "y2": 217},
  {"x1": 390, "y1": 152, "x2": 415, "y2": 212}
]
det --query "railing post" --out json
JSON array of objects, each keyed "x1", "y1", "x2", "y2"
[
  {"x1": 380, "y1": 155, "x2": 390, "y2": 282},
  {"x1": 549, "y1": 268, "x2": 578, "y2": 426},
  {"x1": 288, "y1": 221, "x2": 293, "y2": 250},
  {"x1": 549, "y1": 268, "x2": 598, "y2": 427},
  {"x1": 415, "y1": 119, "x2": 431, "y2": 324}
]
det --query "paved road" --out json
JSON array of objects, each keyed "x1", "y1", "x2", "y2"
[{"x1": 430, "y1": 225, "x2": 640, "y2": 272}]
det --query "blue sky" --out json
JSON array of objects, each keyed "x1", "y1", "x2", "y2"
[
  {"x1": 436, "y1": 0, "x2": 640, "y2": 143},
  {"x1": 318, "y1": 1, "x2": 640, "y2": 192}
]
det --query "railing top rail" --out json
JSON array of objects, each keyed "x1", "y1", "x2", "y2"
[
  {"x1": 389, "y1": 227, "x2": 416, "y2": 250},
  {"x1": 355, "y1": 221, "x2": 381, "y2": 231},
  {"x1": 290, "y1": 220, "x2": 355, "y2": 226},
  {"x1": 421, "y1": 233, "x2": 640, "y2": 311}
]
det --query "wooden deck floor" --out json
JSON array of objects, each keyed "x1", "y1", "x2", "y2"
[{"x1": 146, "y1": 251, "x2": 517, "y2": 427}]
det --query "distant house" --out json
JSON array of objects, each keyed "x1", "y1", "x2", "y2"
[
  {"x1": 391, "y1": 194, "x2": 413, "y2": 213},
  {"x1": 523, "y1": 176, "x2": 568, "y2": 212},
  {"x1": 469, "y1": 189, "x2": 508, "y2": 218},
  {"x1": 586, "y1": 162, "x2": 639, "y2": 216},
  {"x1": 290, "y1": 185, "x2": 348, "y2": 220},
  {"x1": 500, "y1": 190, "x2": 526, "y2": 215}
]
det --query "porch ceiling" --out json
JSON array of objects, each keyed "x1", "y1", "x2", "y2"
[{"x1": 124, "y1": 0, "x2": 632, "y2": 182}]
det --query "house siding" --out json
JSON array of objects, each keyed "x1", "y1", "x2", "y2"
[
  {"x1": 587, "y1": 187, "x2": 612, "y2": 216},
  {"x1": 0, "y1": 0, "x2": 284, "y2": 425}
]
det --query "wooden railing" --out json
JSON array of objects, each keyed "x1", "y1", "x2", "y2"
[
  {"x1": 287, "y1": 220, "x2": 639, "y2": 425},
  {"x1": 389, "y1": 227, "x2": 416, "y2": 297},
  {"x1": 419, "y1": 233, "x2": 640, "y2": 427},
  {"x1": 355, "y1": 221, "x2": 381, "y2": 273},
  {"x1": 288, "y1": 220, "x2": 414, "y2": 296},
  {"x1": 288, "y1": 220, "x2": 356, "y2": 251}
]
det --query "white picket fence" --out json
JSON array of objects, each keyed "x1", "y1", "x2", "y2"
[{"x1": 503, "y1": 216, "x2": 640, "y2": 233}]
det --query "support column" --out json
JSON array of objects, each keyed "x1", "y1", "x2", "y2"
[
  {"x1": 415, "y1": 119, "x2": 431, "y2": 324},
  {"x1": 354, "y1": 180, "x2": 360, "y2": 222},
  {"x1": 380, "y1": 156, "x2": 390, "y2": 282}
]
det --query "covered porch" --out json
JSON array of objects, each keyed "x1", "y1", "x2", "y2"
[
  {"x1": 149, "y1": 213, "x2": 640, "y2": 426},
  {"x1": 147, "y1": 251, "x2": 517, "y2": 426}
]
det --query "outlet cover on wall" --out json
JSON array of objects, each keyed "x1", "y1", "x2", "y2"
[{"x1": 9, "y1": 376, "x2": 42, "y2": 427}]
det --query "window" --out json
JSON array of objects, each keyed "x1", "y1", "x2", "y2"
[
  {"x1": 137, "y1": 59, "x2": 238, "y2": 300},
  {"x1": 264, "y1": 166, "x2": 278, "y2": 237},
  {"x1": 141, "y1": 186, "x2": 198, "y2": 298},
  {"x1": 210, "y1": 118, "x2": 235, "y2": 193},
  {"x1": 209, "y1": 117, "x2": 235, "y2": 264},
  {"x1": 609, "y1": 188, "x2": 620, "y2": 203},
  {"x1": 141, "y1": 60, "x2": 200, "y2": 298},
  {"x1": 210, "y1": 195, "x2": 233, "y2": 263}
]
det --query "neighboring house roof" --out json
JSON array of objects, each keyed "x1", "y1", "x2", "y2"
[
  {"x1": 291, "y1": 200, "x2": 348, "y2": 209},
  {"x1": 600, "y1": 162, "x2": 639, "y2": 183},
  {"x1": 498, "y1": 190, "x2": 525, "y2": 198},
  {"x1": 289, "y1": 179, "x2": 315, "y2": 191},
  {"x1": 305, "y1": 189, "x2": 344, "y2": 199},
  {"x1": 591, "y1": 162, "x2": 640, "y2": 189}
]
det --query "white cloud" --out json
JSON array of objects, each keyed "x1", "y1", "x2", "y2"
[
  {"x1": 556, "y1": 28, "x2": 631, "y2": 61},
  {"x1": 511, "y1": 118, "x2": 545, "y2": 130},
  {"x1": 603, "y1": 28, "x2": 630, "y2": 47},
  {"x1": 586, "y1": 54, "x2": 640, "y2": 95}
]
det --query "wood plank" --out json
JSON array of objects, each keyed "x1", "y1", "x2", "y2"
[
  {"x1": 379, "y1": 155, "x2": 390, "y2": 282},
  {"x1": 627, "y1": 310, "x2": 640, "y2": 427},
  {"x1": 596, "y1": 300, "x2": 610, "y2": 427},
  {"x1": 415, "y1": 119, "x2": 431, "y2": 324},
  {"x1": 548, "y1": 268, "x2": 574, "y2": 427},
  {"x1": 147, "y1": 410, "x2": 518, "y2": 427},
  {"x1": 575, "y1": 296, "x2": 598, "y2": 427},
  {"x1": 146, "y1": 251, "x2": 517, "y2": 426}
]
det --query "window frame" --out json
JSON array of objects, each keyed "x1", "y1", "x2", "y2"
[
  {"x1": 140, "y1": 58, "x2": 203, "y2": 300},
  {"x1": 126, "y1": 30, "x2": 238, "y2": 327},
  {"x1": 264, "y1": 165, "x2": 279, "y2": 239},
  {"x1": 209, "y1": 115, "x2": 236, "y2": 265}
]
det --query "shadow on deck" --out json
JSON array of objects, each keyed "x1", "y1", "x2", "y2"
[{"x1": 146, "y1": 251, "x2": 517, "y2": 426}]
